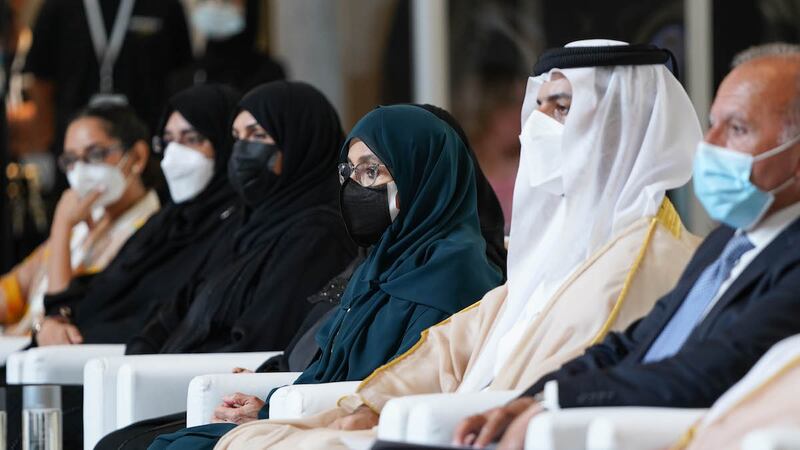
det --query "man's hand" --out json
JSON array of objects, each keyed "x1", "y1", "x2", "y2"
[
  {"x1": 328, "y1": 405, "x2": 380, "y2": 430},
  {"x1": 452, "y1": 397, "x2": 539, "y2": 448},
  {"x1": 232, "y1": 367, "x2": 253, "y2": 374},
  {"x1": 52, "y1": 189, "x2": 103, "y2": 230},
  {"x1": 211, "y1": 393, "x2": 265, "y2": 424},
  {"x1": 36, "y1": 317, "x2": 84, "y2": 346}
]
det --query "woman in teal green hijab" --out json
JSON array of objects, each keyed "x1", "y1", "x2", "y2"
[{"x1": 148, "y1": 105, "x2": 502, "y2": 450}]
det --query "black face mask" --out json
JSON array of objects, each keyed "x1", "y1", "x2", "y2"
[
  {"x1": 340, "y1": 178, "x2": 392, "y2": 247},
  {"x1": 228, "y1": 140, "x2": 280, "y2": 206}
]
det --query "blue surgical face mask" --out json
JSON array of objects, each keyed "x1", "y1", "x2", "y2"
[{"x1": 693, "y1": 136, "x2": 800, "y2": 230}]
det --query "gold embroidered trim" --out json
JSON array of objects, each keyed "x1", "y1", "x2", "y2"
[
  {"x1": 589, "y1": 198, "x2": 682, "y2": 344},
  {"x1": 656, "y1": 197, "x2": 681, "y2": 239}
]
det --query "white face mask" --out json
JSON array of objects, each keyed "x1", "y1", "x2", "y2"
[
  {"x1": 519, "y1": 110, "x2": 566, "y2": 195},
  {"x1": 192, "y1": 2, "x2": 245, "y2": 40},
  {"x1": 161, "y1": 142, "x2": 216, "y2": 204},
  {"x1": 66, "y1": 157, "x2": 128, "y2": 208}
]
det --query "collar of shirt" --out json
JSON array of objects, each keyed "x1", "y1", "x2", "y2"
[{"x1": 743, "y1": 200, "x2": 800, "y2": 250}]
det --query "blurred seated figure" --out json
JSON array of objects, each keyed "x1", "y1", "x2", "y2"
[
  {"x1": 37, "y1": 84, "x2": 241, "y2": 345},
  {"x1": 154, "y1": 40, "x2": 703, "y2": 450},
  {"x1": 677, "y1": 334, "x2": 800, "y2": 450},
  {"x1": 455, "y1": 43, "x2": 800, "y2": 450},
  {"x1": 146, "y1": 103, "x2": 507, "y2": 449},
  {"x1": 170, "y1": 0, "x2": 286, "y2": 94},
  {"x1": 0, "y1": 103, "x2": 161, "y2": 338},
  {"x1": 123, "y1": 81, "x2": 357, "y2": 355}
]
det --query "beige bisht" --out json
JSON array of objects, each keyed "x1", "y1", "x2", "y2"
[
  {"x1": 674, "y1": 335, "x2": 800, "y2": 450},
  {"x1": 215, "y1": 200, "x2": 701, "y2": 450}
]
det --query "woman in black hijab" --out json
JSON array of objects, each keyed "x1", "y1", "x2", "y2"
[
  {"x1": 41, "y1": 84, "x2": 242, "y2": 344},
  {"x1": 125, "y1": 81, "x2": 357, "y2": 354}
]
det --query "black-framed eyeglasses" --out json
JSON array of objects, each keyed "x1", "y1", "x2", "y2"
[
  {"x1": 58, "y1": 144, "x2": 125, "y2": 172},
  {"x1": 338, "y1": 162, "x2": 389, "y2": 187},
  {"x1": 152, "y1": 130, "x2": 208, "y2": 154}
]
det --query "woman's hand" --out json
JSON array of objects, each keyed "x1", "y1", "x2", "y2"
[
  {"x1": 328, "y1": 405, "x2": 380, "y2": 431},
  {"x1": 211, "y1": 393, "x2": 265, "y2": 425},
  {"x1": 36, "y1": 317, "x2": 84, "y2": 346},
  {"x1": 232, "y1": 367, "x2": 253, "y2": 374},
  {"x1": 52, "y1": 189, "x2": 103, "y2": 231}
]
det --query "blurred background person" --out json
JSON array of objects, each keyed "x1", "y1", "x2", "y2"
[
  {"x1": 168, "y1": 0, "x2": 285, "y2": 94},
  {"x1": 0, "y1": 103, "x2": 161, "y2": 337},
  {"x1": 2, "y1": 0, "x2": 192, "y2": 268}
]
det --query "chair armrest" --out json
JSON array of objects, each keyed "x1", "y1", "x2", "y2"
[
  {"x1": 8, "y1": 344, "x2": 124, "y2": 384},
  {"x1": 269, "y1": 381, "x2": 361, "y2": 420},
  {"x1": 376, "y1": 390, "x2": 520, "y2": 445},
  {"x1": 525, "y1": 408, "x2": 617, "y2": 450},
  {"x1": 0, "y1": 337, "x2": 30, "y2": 365},
  {"x1": 586, "y1": 407, "x2": 707, "y2": 450},
  {"x1": 742, "y1": 427, "x2": 800, "y2": 450},
  {"x1": 186, "y1": 372, "x2": 301, "y2": 427},
  {"x1": 115, "y1": 352, "x2": 279, "y2": 429}
]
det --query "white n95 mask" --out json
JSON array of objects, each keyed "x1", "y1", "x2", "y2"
[
  {"x1": 66, "y1": 157, "x2": 128, "y2": 207},
  {"x1": 160, "y1": 142, "x2": 216, "y2": 203},
  {"x1": 519, "y1": 109, "x2": 566, "y2": 195}
]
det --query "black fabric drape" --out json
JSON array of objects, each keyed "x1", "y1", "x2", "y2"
[{"x1": 126, "y1": 81, "x2": 357, "y2": 354}]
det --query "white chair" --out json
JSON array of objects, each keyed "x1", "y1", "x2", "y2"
[
  {"x1": 0, "y1": 336, "x2": 31, "y2": 365},
  {"x1": 585, "y1": 407, "x2": 706, "y2": 450},
  {"x1": 185, "y1": 373, "x2": 359, "y2": 426},
  {"x1": 742, "y1": 427, "x2": 800, "y2": 450},
  {"x1": 83, "y1": 351, "x2": 277, "y2": 450},
  {"x1": 6, "y1": 344, "x2": 124, "y2": 384},
  {"x1": 376, "y1": 391, "x2": 520, "y2": 445},
  {"x1": 269, "y1": 380, "x2": 360, "y2": 420}
]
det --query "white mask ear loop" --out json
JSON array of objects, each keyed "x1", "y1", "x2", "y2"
[{"x1": 387, "y1": 181, "x2": 400, "y2": 222}]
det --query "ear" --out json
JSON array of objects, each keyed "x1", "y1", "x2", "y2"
[{"x1": 130, "y1": 140, "x2": 150, "y2": 175}]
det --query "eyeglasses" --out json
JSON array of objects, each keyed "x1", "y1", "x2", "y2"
[
  {"x1": 338, "y1": 162, "x2": 389, "y2": 187},
  {"x1": 152, "y1": 130, "x2": 208, "y2": 154},
  {"x1": 58, "y1": 144, "x2": 124, "y2": 172}
]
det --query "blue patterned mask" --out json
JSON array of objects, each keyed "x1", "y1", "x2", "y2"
[{"x1": 693, "y1": 137, "x2": 799, "y2": 229}]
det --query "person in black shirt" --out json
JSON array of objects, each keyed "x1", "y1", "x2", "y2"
[{"x1": 22, "y1": 0, "x2": 193, "y2": 160}]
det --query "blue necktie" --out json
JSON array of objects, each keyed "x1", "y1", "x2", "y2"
[{"x1": 643, "y1": 233, "x2": 754, "y2": 363}]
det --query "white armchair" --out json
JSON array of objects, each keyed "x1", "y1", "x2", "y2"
[
  {"x1": 269, "y1": 380, "x2": 359, "y2": 419},
  {"x1": 742, "y1": 427, "x2": 800, "y2": 450},
  {"x1": 376, "y1": 390, "x2": 520, "y2": 445},
  {"x1": 6, "y1": 344, "x2": 124, "y2": 384},
  {"x1": 585, "y1": 407, "x2": 707, "y2": 450},
  {"x1": 0, "y1": 336, "x2": 30, "y2": 365},
  {"x1": 185, "y1": 373, "x2": 358, "y2": 426},
  {"x1": 83, "y1": 351, "x2": 277, "y2": 450},
  {"x1": 185, "y1": 372, "x2": 300, "y2": 427}
]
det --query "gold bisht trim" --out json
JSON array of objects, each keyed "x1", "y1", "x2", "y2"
[
  {"x1": 670, "y1": 355, "x2": 800, "y2": 449},
  {"x1": 355, "y1": 300, "x2": 484, "y2": 396},
  {"x1": 656, "y1": 197, "x2": 682, "y2": 239},
  {"x1": 1, "y1": 274, "x2": 25, "y2": 323},
  {"x1": 589, "y1": 197, "x2": 681, "y2": 345}
]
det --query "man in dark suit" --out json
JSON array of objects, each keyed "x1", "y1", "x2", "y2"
[{"x1": 453, "y1": 42, "x2": 800, "y2": 449}]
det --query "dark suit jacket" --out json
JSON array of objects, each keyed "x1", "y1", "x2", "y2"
[{"x1": 521, "y1": 215, "x2": 800, "y2": 409}]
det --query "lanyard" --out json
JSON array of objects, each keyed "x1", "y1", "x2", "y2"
[{"x1": 83, "y1": 0, "x2": 136, "y2": 94}]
